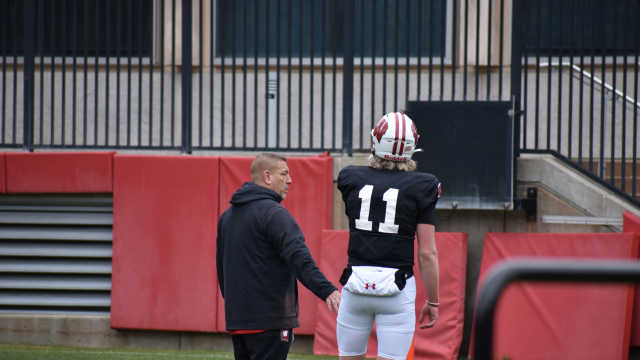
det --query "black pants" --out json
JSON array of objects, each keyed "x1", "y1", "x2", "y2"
[{"x1": 231, "y1": 329, "x2": 294, "y2": 360}]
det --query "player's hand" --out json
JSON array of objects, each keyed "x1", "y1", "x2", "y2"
[
  {"x1": 418, "y1": 301, "x2": 438, "y2": 329},
  {"x1": 325, "y1": 290, "x2": 341, "y2": 312}
]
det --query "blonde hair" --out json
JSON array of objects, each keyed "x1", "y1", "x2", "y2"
[
  {"x1": 250, "y1": 153, "x2": 287, "y2": 182},
  {"x1": 368, "y1": 154, "x2": 417, "y2": 172}
]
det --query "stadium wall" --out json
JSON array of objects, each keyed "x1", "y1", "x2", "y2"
[{"x1": 1, "y1": 151, "x2": 639, "y2": 359}]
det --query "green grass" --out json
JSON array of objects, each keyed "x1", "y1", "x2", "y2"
[{"x1": 0, "y1": 344, "x2": 339, "y2": 360}]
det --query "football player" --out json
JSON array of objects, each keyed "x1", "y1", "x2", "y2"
[{"x1": 336, "y1": 112, "x2": 441, "y2": 360}]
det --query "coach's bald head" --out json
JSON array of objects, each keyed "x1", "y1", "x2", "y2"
[{"x1": 251, "y1": 153, "x2": 292, "y2": 199}]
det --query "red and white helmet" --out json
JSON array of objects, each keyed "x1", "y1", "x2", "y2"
[{"x1": 371, "y1": 112, "x2": 420, "y2": 162}]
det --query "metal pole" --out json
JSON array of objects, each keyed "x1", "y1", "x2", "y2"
[
  {"x1": 510, "y1": 0, "x2": 522, "y2": 156},
  {"x1": 23, "y1": 0, "x2": 35, "y2": 151},
  {"x1": 342, "y1": 0, "x2": 354, "y2": 155},
  {"x1": 510, "y1": 0, "x2": 523, "y2": 204},
  {"x1": 181, "y1": 0, "x2": 193, "y2": 154}
]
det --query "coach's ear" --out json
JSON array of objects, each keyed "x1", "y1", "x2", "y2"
[{"x1": 263, "y1": 169, "x2": 273, "y2": 185}]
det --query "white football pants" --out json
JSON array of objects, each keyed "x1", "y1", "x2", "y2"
[{"x1": 336, "y1": 276, "x2": 416, "y2": 359}]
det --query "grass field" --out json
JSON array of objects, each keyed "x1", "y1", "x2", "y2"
[{"x1": 0, "y1": 345, "x2": 339, "y2": 360}]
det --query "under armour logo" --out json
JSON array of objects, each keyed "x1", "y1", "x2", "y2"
[
  {"x1": 365, "y1": 283, "x2": 376, "y2": 290},
  {"x1": 372, "y1": 118, "x2": 388, "y2": 142}
]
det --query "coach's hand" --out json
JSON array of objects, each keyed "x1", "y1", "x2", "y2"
[
  {"x1": 325, "y1": 290, "x2": 341, "y2": 312},
  {"x1": 418, "y1": 301, "x2": 438, "y2": 329}
]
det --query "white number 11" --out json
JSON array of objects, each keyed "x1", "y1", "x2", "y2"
[{"x1": 355, "y1": 185, "x2": 399, "y2": 234}]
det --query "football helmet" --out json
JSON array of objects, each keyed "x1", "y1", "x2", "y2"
[{"x1": 371, "y1": 112, "x2": 419, "y2": 162}]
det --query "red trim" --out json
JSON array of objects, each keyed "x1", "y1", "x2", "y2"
[
  {"x1": 392, "y1": 113, "x2": 400, "y2": 155},
  {"x1": 229, "y1": 329, "x2": 266, "y2": 335},
  {"x1": 398, "y1": 113, "x2": 407, "y2": 155}
]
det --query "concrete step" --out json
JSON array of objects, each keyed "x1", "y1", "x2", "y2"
[{"x1": 520, "y1": 154, "x2": 640, "y2": 221}]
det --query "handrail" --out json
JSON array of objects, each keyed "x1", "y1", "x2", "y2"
[
  {"x1": 473, "y1": 258, "x2": 640, "y2": 360},
  {"x1": 539, "y1": 61, "x2": 640, "y2": 111}
]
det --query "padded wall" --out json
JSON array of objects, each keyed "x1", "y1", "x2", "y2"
[
  {"x1": 473, "y1": 232, "x2": 638, "y2": 360},
  {"x1": 314, "y1": 230, "x2": 468, "y2": 360},
  {"x1": 5, "y1": 152, "x2": 114, "y2": 193},
  {"x1": 111, "y1": 155, "x2": 220, "y2": 331},
  {"x1": 0, "y1": 153, "x2": 5, "y2": 193},
  {"x1": 216, "y1": 154, "x2": 334, "y2": 334},
  {"x1": 624, "y1": 212, "x2": 640, "y2": 346}
]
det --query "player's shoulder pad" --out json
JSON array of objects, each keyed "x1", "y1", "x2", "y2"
[
  {"x1": 409, "y1": 172, "x2": 441, "y2": 196},
  {"x1": 338, "y1": 165, "x2": 359, "y2": 176},
  {"x1": 411, "y1": 171, "x2": 439, "y2": 184},
  {"x1": 337, "y1": 165, "x2": 361, "y2": 185}
]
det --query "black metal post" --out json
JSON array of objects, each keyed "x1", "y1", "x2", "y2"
[
  {"x1": 23, "y1": 0, "x2": 35, "y2": 151},
  {"x1": 342, "y1": 0, "x2": 354, "y2": 155},
  {"x1": 181, "y1": 0, "x2": 193, "y2": 154},
  {"x1": 510, "y1": 0, "x2": 522, "y2": 205},
  {"x1": 473, "y1": 259, "x2": 640, "y2": 360},
  {"x1": 510, "y1": 0, "x2": 522, "y2": 157}
]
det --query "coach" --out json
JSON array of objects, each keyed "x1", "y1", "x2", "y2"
[{"x1": 216, "y1": 153, "x2": 341, "y2": 360}]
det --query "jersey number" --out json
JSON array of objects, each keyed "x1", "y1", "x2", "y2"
[{"x1": 355, "y1": 185, "x2": 399, "y2": 234}]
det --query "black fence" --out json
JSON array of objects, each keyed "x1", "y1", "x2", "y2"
[
  {"x1": 0, "y1": 0, "x2": 513, "y2": 153},
  {"x1": 516, "y1": 0, "x2": 640, "y2": 205},
  {"x1": 0, "y1": 0, "x2": 638, "y2": 205}
]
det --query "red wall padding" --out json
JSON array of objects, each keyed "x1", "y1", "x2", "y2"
[
  {"x1": 216, "y1": 154, "x2": 334, "y2": 335},
  {"x1": 0, "y1": 153, "x2": 6, "y2": 193},
  {"x1": 624, "y1": 212, "x2": 640, "y2": 346},
  {"x1": 472, "y1": 232, "x2": 638, "y2": 360},
  {"x1": 5, "y1": 152, "x2": 114, "y2": 193},
  {"x1": 111, "y1": 155, "x2": 220, "y2": 331},
  {"x1": 314, "y1": 230, "x2": 468, "y2": 359}
]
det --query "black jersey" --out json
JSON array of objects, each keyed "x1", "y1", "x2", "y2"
[{"x1": 337, "y1": 165, "x2": 441, "y2": 270}]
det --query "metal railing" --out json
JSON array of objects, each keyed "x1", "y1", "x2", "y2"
[
  {"x1": 540, "y1": 62, "x2": 640, "y2": 113},
  {"x1": 473, "y1": 259, "x2": 640, "y2": 360},
  {"x1": 1, "y1": 0, "x2": 511, "y2": 153},
  {"x1": 515, "y1": 0, "x2": 639, "y2": 206},
  {"x1": 521, "y1": 62, "x2": 640, "y2": 204}
]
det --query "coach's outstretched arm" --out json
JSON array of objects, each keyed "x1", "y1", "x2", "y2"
[
  {"x1": 266, "y1": 205, "x2": 341, "y2": 312},
  {"x1": 417, "y1": 223, "x2": 439, "y2": 329}
]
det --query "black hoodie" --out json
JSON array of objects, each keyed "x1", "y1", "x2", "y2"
[{"x1": 216, "y1": 182, "x2": 337, "y2": 330}]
